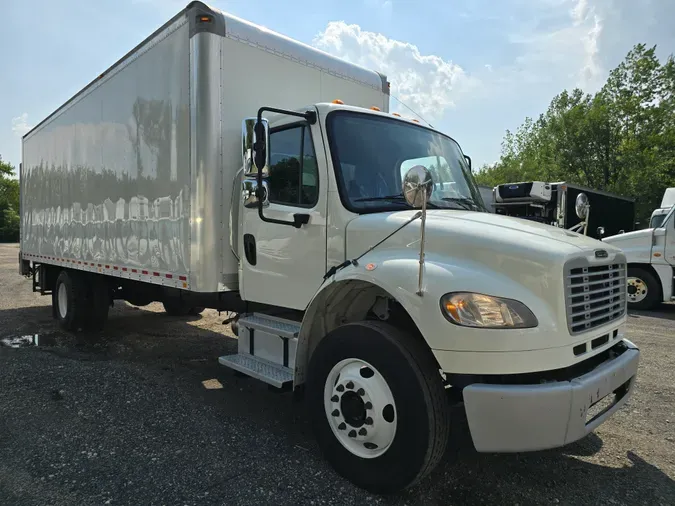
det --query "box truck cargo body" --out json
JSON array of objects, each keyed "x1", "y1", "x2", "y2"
[
  {"x1": 20, "y1": 3, "x2": 388, "y2": 294},
  {"x1": 18, "y1": 1, "x2": 640, "y2": 494}
]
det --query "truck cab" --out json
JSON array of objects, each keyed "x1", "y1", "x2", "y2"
[
  {"x1": 603, "y1": 188, "x2": 675, "y2": 309},
  {"x1": 222, "y1": 100, "x2": 640, "y2": 492}
]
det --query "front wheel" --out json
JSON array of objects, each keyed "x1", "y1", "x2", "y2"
[
  {"x1": 306, "y1": 321, "x2": 450, "y2": 494},
  {"x1": 627, "y1": 267, "x2": 661, "y2": 310}
]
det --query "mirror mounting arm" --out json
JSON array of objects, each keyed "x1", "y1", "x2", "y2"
[{"x1": 255, "y1": 106, "x2": 317, "y2": 228}]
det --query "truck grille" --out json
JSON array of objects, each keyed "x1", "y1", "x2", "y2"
[{"x1": 565, "y1": 260, "x2": 626, "y2": 335}]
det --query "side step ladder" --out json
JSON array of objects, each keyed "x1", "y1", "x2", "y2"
[{"x1": 218, "y1": 313, "x2": 300, "y2": 388}]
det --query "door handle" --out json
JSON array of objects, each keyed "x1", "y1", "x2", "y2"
[{"x1": 293, "y1": 214, "x2": 310, "y2": 228}]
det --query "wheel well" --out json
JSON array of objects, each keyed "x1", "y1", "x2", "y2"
[
  {"x1": 628, "y1": 263, "x2": 664, "y2": 299},
  {"x1": 295, "y1": 280, "x2": 435, "y2": 386}
]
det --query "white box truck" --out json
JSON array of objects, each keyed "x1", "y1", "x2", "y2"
[
  {"x1": 18, "y1": 1, "x2": 640, "y2": 493},
  {"x1": 602, "y1": 187, "x2": 675, "y2": 309}
]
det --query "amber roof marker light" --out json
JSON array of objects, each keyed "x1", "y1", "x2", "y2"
[{"x1": 198, "y1": 15, "x2": 213, "y2": 23}]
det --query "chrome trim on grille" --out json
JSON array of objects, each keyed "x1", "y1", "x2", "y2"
[{"x1": 565, "y1": 257, "x2": 626, "y2": 335}]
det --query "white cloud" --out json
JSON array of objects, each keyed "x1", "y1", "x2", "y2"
[
  {"x1": 313, "y1": 22, "x2": 475, "y2": 121},
  {"x1": 11, "y1": 113, "x2": 32, "y2": 137},
  {"x1": 508, "y1": 0, "x2": 604, "y2": 90}
]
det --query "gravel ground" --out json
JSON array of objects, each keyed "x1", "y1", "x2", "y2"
[{"x1": 1, "y1": 242, "x2": 674, "y2": 505}]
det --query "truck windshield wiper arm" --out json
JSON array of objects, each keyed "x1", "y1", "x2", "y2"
[
  {"x1": 439, "y1": 197, "x2": 479, "y2": 210},
  {"x1": 354, "y1": 193, "x2": 406, "y2": 202}
]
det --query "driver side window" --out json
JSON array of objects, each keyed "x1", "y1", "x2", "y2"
[{"x1": 268, "y1": 125, "x2": 318, "y2": 207}]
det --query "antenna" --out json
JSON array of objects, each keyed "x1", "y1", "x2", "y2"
[{"x1": 390, "y1": 94, "x2": 434, "y2": 128}]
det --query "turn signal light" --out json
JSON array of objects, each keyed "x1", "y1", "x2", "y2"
[
  {"x1": 392, "y1": 113, "x2": 401, "y2": 117},
  {"x1": 370, "y1": 106, "x2": 381, "y2": 111},
  {"x1": 332, "y1": 99, "x2": 344, "y2": 104}
]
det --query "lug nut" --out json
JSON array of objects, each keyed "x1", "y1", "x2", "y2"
[
  {"x1": 338, "y1": 422, "x2": 346, "y2": 430},
  {"x1": 331, "y1": 395, "x2": 339, "y2": 402},
  {"x1": 331, "y1": 409, "x2": 340, "y2": 417},
  {"x1": 357, "y1": 388, "x2": 365, "y2": 396},
  {"x1": 364, "y1": 401, "x2": 372, "y2": 410},
  {"x1": 336, "y1": 385, "x2": 345, "y2": 392},
  {"x1": 358, "y1": 428, "x2": 367, "y2": 436},
  {"x1": 348, "y1": 430, "x2": 357, "y2": 438},
  {"x1": 365, "y1": 417, "x2": 373, "y2": 425},
  {"x1": 346, "y1": 381, "x2": 354, "y2": 389}
]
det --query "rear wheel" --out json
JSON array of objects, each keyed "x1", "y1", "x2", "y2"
[
  {"x1": 84, "y1": 276, "x2": 110, "y2": 331},
  {"x1": 627, "y1": 267, "x2": 661, "y2": 310},
  {"x1": 306, "y1": 321, "x2": 449, "y2": 494},
  {"x1": 52, "y1": 270, "x2": 88, "y2": 331}
]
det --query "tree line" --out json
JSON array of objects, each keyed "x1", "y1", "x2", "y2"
[
  {"x1": 475, "y1": 44, "x2": 675, "y2": 225},
  {"x1": 0, "y1": 156, "x2": 19, "y2": 242}
]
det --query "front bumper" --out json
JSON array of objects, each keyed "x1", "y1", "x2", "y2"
[{"x1": 463, "y1": 339, "x2": 639, "y2": 453}]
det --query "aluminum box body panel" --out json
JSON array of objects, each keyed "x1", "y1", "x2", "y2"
[{"x1": 21, "y1": 18, "x2": 193, "y2": 285}]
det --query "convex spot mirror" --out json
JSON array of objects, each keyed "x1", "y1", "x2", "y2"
[
  {"x1": 402, "y1": 165, "x2": 433, "y2": 208},
  {"x1": 241, "y1": 118, "x2": 270, "y2": 176},
  {"x1": 575, "y1": 192, "x2": 589, "y2": 220},
  {"x1": 242, "y1": 178, "x2": 269, "y2": 208}
]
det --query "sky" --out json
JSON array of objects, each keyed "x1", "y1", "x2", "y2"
[{"x1": 2, "y1": 0, "x2": 675, "y2": 172}]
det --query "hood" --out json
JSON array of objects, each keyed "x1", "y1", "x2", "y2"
[
  {"x1": 345, "y1": 210, "x2": 622, "y2": 306},
  {"x1": 602, "y1": 228, "x2": 653, "y2": 246},
  {"x1": 346, "y1": 210, "x2": 612, "y2": 260}
]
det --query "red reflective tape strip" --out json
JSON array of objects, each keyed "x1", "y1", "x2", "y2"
[
  {"x1": 78, "y1": 261, "x2": 82, "y2": 264},
  {"x1": 113, "y1": 266, "x2": 119, "y2": 270},
  {"x1": 179, "y1": 275, "x2": 187, "y2": 281},
  {"x1": 132, "y1": 269, "x2": 138, "y2": 273},
  {"x1": 122, "y1": 267, "x2": 128, "y2": 272},
  {"x1": 153, "y1": 272, "x2": 160, "y2": 276},
  {"x1": 142, "y1": 270, "x2": 149, "y2": 275},
  {"x1": 165, "y1": 274, "x2": 173, "y2": 279},
  {"x1": 98, "y1": 264, "x2": 102, "y2": 267},
  {"x1": 105, "y1": 265, "x2": 110, "y2": 269}
]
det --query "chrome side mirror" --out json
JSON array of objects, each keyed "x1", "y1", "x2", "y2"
[
  {"x1": 402, "y1": 165, "x2": 433, "y2": 208},
  {"x1": 242, "y1": 178, "x2": 269, "y2": 208},
  {"x1": 575, "y1": 192, "x2": 589, "y2": 220},
  {"x1": 241, "y1": 117, "x2": 270, "y2": 176}
]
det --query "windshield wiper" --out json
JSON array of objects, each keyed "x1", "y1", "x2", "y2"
[
  {"x1": 355, "y1": 193, "x2": 443, "y2": 209},
  {"x1": 354, "y1": 193, "x2": 407, "y2": 202},
  {"x1": 439, "y1": 197, "x2": 479, "y2": 210}
]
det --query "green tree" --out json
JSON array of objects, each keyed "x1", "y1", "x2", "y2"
[
  {"x1": 0, "y1": 156, "x2": 20, "y2": 242},
  {"x1": 475, "y1": 44, "x2": 675, "y2": 225}
]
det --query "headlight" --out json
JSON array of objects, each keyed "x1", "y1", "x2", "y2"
[{"x1": 440, "y1": 292, "x2": 538, "y2": 328}]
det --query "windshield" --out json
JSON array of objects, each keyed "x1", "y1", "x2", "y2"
[{"x1": 326, "y1": 111, "x2": 487, "y2": 213}]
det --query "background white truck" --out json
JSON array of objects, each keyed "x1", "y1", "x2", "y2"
[
  {"x1": 603, "y1": 187, "x2": 675, "y2": 310},
  {"x1": 18, "y1": 1, "x2": 640, "y2": 493}
]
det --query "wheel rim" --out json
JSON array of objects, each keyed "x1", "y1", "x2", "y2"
[
  {"x1": 57, "y1": 283, "x2": 68, "y2": 319},
  {"x1": 324, "y1": 358, "x2": 397, "y2": 459},
  {"x1": 627, "y1": 277, "x2": 648, "y2": 303}
]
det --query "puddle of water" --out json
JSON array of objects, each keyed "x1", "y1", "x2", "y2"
[{"x1": 0, "y1": 333, "x2": 59, "y2": 348}]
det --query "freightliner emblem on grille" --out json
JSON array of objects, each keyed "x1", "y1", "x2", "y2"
[{"x1": 595, "y1": 249, "x2": 609, "y2": 258}]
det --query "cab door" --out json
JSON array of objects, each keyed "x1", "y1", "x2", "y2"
[{"x1": 239, "y1": 120, "x2": 327, "y2": 310}]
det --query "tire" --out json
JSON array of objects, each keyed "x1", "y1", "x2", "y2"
[
  {"x1": 84, "y1": 276, "x2": 110, "y2": 331},
  {"x1": 306, "y1": 321, "x2": 450, "y2": 494},
  {"x1": 627, "y1": 267, "x2": 661, "y2": 310},
  {"x1": 52, "y1": 270, "x2": 88, "y2": 331},
  {"x1": 162, "y1": 298, "x2": 191, "y2": 316}
]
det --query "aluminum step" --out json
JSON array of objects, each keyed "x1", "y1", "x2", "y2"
[
  {"x1": 218, "y1": 353, "x2": 293, "y2": 388},
  {"x1": 238, "y1": 314, "x2": 301, "y2": 339}
]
